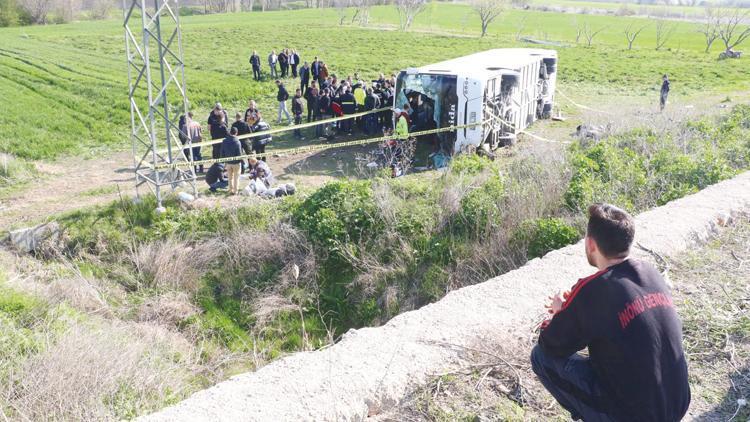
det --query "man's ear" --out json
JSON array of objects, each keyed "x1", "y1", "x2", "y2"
[{"x1": 585, "y1": 235, "x2": 597, "y2": 253}]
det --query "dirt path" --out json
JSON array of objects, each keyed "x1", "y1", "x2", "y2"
[
  {"x1": 0, "y1": 144, "x2": 368, "y2": 230},
  {"x1": 0, "y1": 152, "x2": 135, "y2": 230}
]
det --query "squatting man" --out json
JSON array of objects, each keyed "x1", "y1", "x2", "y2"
[{"x1": 532, "y1": 203, "x2": 690, "y2": 421}]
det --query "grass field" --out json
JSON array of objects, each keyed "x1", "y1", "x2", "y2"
[{"x1": 0, "y1": 4, "x2": 748, "y2": 160}]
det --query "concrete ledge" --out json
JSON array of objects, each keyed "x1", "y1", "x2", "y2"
[{"x1": 142, "y1": 171, "x2": 750, "y2": 422}]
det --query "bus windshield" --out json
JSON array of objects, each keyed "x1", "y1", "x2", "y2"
[{"x1": 395, "y1": 72, "x2": 458, "y2": 151}]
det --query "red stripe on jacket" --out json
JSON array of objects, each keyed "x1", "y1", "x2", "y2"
[{"x1": 560, "y1": 268, "x2": 609, "y2": 311}]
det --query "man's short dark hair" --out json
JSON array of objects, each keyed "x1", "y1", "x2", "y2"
[
  {"x1": 230, "y1": 126, "x2": 238, "y2": 135},
  {"x1": 587, "y1": 203, "x2": 635, "y2": 258}
]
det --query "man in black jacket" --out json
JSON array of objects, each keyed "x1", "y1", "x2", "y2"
[
  {"x1": 205, "y1": 163, "x2": 228, "y2": 192},
  {"x1": 207, "y1": 103, "x2": 229, "y2": 159},
  {"x1": 251, "y1": 120, "x2": 272, "y2": 161},
  {"x1": 278, "y1": 49, "x2": 289, "y2": 78},
  {"x1": 220, "y1": 126, "x2": 243, "y2": 195},
  {"x1": 231, "y1": 112, "x2": 253, "y2": 171},
  {"x1": 290, "y1": 49, "x2": 300, "y2": 78},
  {"x1": 305, "y1": 81, "x2": 319, "y2": 123},
  {"x1": 311, "y1": 56, "x2": 320, "y2": 85},
  {"x1": 339, "y1": 86, "x2": 356, "y2": 134},
  {"x1": 363, "y1": 87, "x2": 381, "y2": 135},
  {"x1": 316, "y1": 88, "x2": 329, "y2": 138},
  {"x1": 531, "y1": 203, "x2": 690, "y2": 422},
  {"x1": 292, "y1": 88, "x2": 304, "y2": 139},
  {"x1": 380, "y1": 81, "x2": 394, "y2": 127},
  {"x1": 659, "y1": 74, "x2": 670, "y2": 112},
  {"x1": 299, "y1": 61, "x2": 311, "y2": 95},
  {"x1": 276, "y1": 80, "x2": 291, "y2": 125},
  {"x1": 249, "y1": 50, "x2": 261, "y2": 81}
]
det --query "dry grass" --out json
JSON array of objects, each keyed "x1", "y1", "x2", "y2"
[
  {"x1": 376, "y1": 336, "x2": 566, "y2": 422},
  {"x1": 136, "y1": 291, "x2": 199, "y2": 327},
  {"x1": 217, "y1": 224, "x2": 319, "y2": 331},
  {"x1": 451, "y1": 153, "x2": 572, "y2": 288},
  {"x1": 1, "y1": 319, "x2": 201, "y2": 421},
  {"x1": 130, "y1": 237, "x2": 222, "y2": 293},
  {"x1": 671, "y1": 218, "x2": 750, "y2": 421}
]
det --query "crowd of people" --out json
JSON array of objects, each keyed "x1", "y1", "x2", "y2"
[
  {"x1": 178, "y1": 100, "x2": 274, "y2": 195},
  {"x1": 251, "y1": 49, "x2": 407, "y2": 135},
  {"x1": 178, "y1": 49, "x2": 422, "y2": 194}
]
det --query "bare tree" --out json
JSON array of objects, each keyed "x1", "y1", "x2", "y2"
[
  {"x1": 582, "y1": 22, "x2": 605, "y2": 47},
  {"x1": 655, "y1": 19, "x2": 676, "y2": 50},
  {"x1": 624, "y1": 22, "x2": 648, "y2": 50},
  {"x1": 89, "y1": 0, "x2": 114, "y2": 19},
  {"x1": 395, "y1": 0, "x2": 425, "y2": 31},
  {"x1": 698, "y1": 6, "x2": 720, "y2": 53},
  {"x1": 350, "y1": 0, "x2": 372, "y2": 26},
  {"x1": 334, "y1": 0, "x2": 348, "y2": 25},
  {"x1": 18, "y1": 0, "x2": 54, "y2": 23},
  {"x1": 471, "y1": 0, "x2": 506, "y2": 37},
  {"x1": 717, "y1": 8, "x2": 750, "y2": 53}
]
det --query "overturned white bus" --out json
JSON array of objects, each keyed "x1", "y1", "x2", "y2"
[{"x1": 395, "y1": 48, "x2": 557, "y2": 153}]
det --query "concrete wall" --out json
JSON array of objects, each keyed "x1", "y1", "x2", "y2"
[{"x1": 142, "y1": 171, "x2": 750, "y2": 422}]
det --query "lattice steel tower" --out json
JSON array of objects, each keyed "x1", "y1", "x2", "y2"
[{"x1": 123, "y1": 0, "x2": 195, "y2": 209}]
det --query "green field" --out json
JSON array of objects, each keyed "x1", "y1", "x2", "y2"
[{"x1": 0, "y1": 4, "x2": 748, "y2": 160}]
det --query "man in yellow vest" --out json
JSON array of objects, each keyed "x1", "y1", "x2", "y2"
[{"x1": 393, "y1": 108, "x2": 409, "y2": 139}]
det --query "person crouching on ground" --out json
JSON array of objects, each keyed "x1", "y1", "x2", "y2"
[
  {"x1": 247, "y1": 156, "x2": 274, "y2": 188},
  {"x1": 221, "y1": 126, "x2": 243, "y2": 195},
  {"x1": 292, "y1": 88, "x2": 304, "y2": 139},
  {"x1": 531, "y1": 203, "x2": 690, "y2": 422},
  {"x1": 205, "y1": 162, "x2": 228, "y2": 192}
]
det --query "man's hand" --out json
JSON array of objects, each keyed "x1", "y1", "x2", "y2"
[{"x1": 546, "y1": 290, "x2": 570, "y2": 314}]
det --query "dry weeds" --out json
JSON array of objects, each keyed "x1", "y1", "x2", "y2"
[
  {"x1": 130, "y1": 237, "x2": 222, "y2": 293},
  {"x1": 1, "y1": 319, "x2": 200, "y2": 421},
  {"x1": 137, "y1": 291, "x2": 199, "y2": 327}
]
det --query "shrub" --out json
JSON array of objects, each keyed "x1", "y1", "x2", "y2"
[
  {"x1": 0, "y1": 0, "x2": 19, "y2": 27},
  {"x1": 450, "y1": 153, "x2": 494, "y2": 176},
  {"x1": 0, "y1": 288, "x2": 48, "y2": 366},
  {"x1": 0, "y1": 287, "x2": 46, "y2": 327},
  {"x1": 513, "y1": 218, "x2": 580, "y2": 259},
  {"x1": 292, "y1": 180, "x2": 381, "y2": 249},
  {"x1": 456, "y1": 174, "x2": 505, "y2": 236},
  {"x1": 419, "y1": 264, "x2": 450, "y2": 303}
]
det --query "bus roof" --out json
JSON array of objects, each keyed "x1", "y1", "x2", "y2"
[{"x1": 411, "y1": 48, "x2": 557, "y2": 78}]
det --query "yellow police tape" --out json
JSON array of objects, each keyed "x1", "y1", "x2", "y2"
[
  {"x1": 165, "y1": 106, "x2": 393, "y2": 154},
  {"x1": 154, "y1": 121, "x2": 485, "y2": 170}
]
